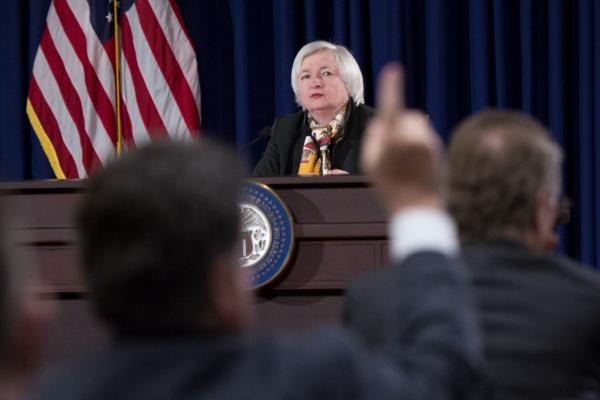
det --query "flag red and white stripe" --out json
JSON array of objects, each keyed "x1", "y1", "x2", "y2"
[{"x1": 27, "y1": 0, "x2": 201, "y2": 179}]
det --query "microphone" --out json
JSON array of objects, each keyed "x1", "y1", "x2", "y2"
[
  {"x1": 257, "y1": 126, "x2": 272, "y2": 140},
  {"x1": 242, "y1": 125, "x2": 272, "y2": 154}
]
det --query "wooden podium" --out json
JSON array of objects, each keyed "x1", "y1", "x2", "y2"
[{"x1": 1, "y1": 176, "x2": 389, "y2": 363}]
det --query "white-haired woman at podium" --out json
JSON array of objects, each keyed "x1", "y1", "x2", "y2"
[{"x1": 253, "y1": 40, "x2": 374, "y2": 177}]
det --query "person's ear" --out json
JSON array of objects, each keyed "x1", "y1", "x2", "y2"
[
  {"x1": 533, "y1": 188, "x2": 559, "y2": 252},
  {"x1": 208, "y1": 256, "x2": 253, "y2": 333}
]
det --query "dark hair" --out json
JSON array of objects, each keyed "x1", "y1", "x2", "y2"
[
  {"x1": 448, "y1": 110, "x2": 562, "y2": 242},
  {"x1": 78, "y1": 140, "x2": 242, "y2": 333}
]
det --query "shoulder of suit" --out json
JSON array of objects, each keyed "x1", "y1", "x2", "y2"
[
  {"x1": 354, "y1": 103, "x2": 376, "y2": 117},
  {"x1": 273, "y1": 109, "x2": 305, "y2": 130},
  {"x1": 550, "y1": 254, "x2": 600, "y2": 288},
  {"x1": 466, "y1": 242, "x2": 600, "y2": 292},
  {"x1": 268, "y1": 109, "x2": 305, "y2": 145},
  {"x1": 516, "y1": 250, "x2": 600, "y2": 284}
]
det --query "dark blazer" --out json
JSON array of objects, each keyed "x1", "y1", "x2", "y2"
[
  {"x1": 29, "y1": 252, "x2": 481, "y2": 400},
  {"x1": 463, "y1": 240, "x2": 600, "y2": 399},
  {"x1": 252, "y1": 102, "x2": 375, "y2": 176},
  {"x1": 344, "y1": 252, "x2": 483, "y2": 400}
]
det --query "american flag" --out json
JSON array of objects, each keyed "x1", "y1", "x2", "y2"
[{"x1": 26, "y1": 0, "x2": 201, "y2": 179}]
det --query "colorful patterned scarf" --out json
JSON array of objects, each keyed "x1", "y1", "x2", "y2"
[{"x1": 297, "y1": 104, "x2": 347, "y2": 176}]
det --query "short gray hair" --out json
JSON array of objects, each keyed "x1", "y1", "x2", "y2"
[
  {"x1": 291, "y1": 40, "x2": 364, "y2": 108},
  {"x1": 448, "y1": 110, "x2": 563, "y2": 242}
]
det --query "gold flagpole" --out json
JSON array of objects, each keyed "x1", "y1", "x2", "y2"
[{"x1": 113, "y1": 0, "x2": 123, "y2": 156}]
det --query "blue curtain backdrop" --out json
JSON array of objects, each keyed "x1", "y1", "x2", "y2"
[{"x1": 1, "y1": 0, "x2": 599, "y2": 267}]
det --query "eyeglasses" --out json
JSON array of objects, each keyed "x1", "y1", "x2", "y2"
[{"x1": 555, "y1": 196, "x2": 571, "y2": 226}]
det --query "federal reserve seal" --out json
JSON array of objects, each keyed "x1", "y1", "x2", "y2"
[{"x1": 239, "y1": 181, "x2": 294, "y2": 289}]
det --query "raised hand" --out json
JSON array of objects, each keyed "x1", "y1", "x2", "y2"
[{"x1": 361, "y1": 64, "x2": 445, "y2": 214}]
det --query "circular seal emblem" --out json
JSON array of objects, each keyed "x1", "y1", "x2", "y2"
[{"x1": 239, "y1": 181, "x2": 295, "y2": 289}]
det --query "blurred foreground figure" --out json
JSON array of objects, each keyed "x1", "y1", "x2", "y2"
[
  {"x1": 448, "y1": 111, "x2": 600, "y2": 399},
  {"x1": 344, "y1": 65, "x2": 482, "y2": 399},
  {"x1": 28, "y1": 75, "x2": 479, "y2": 399}
]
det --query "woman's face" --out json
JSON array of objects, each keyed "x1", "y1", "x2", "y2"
[{"x1": 297, "y1": 50, "x2": 349, "y2": 117}]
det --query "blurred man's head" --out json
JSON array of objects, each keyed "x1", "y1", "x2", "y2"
[
  {"x1": 448, "y1": 110, "x2": 562, "y2": 252},
  {"x1": 78, "y1": 140, "x2": 251, "y2": 337}
]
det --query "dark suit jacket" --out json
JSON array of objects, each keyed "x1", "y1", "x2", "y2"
[
  {"x1": 252, "y1": 102, "x2": 375, "y2": 176},
  {"x1": 344, "y1": 252, "x2": 483, "y2": 400},
  {"x1": 29, "y1": 252, "x2": 481, "y2": 400},
  {"x1": 463, "y1": 240, "x2": 600, "y2": 399}
]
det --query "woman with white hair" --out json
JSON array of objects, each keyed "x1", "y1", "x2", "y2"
[{"x1": 253, "y1": 40, "x2": 374, "y2": 176}]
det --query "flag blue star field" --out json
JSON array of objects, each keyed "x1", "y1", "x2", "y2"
[{"x1": 27, "y1": 0, "x2": 201, "y2": 178}]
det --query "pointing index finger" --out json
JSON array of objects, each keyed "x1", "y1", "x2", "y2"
[{"x1": 377, "y1": 63, "x2": 405, "y2": 119}]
